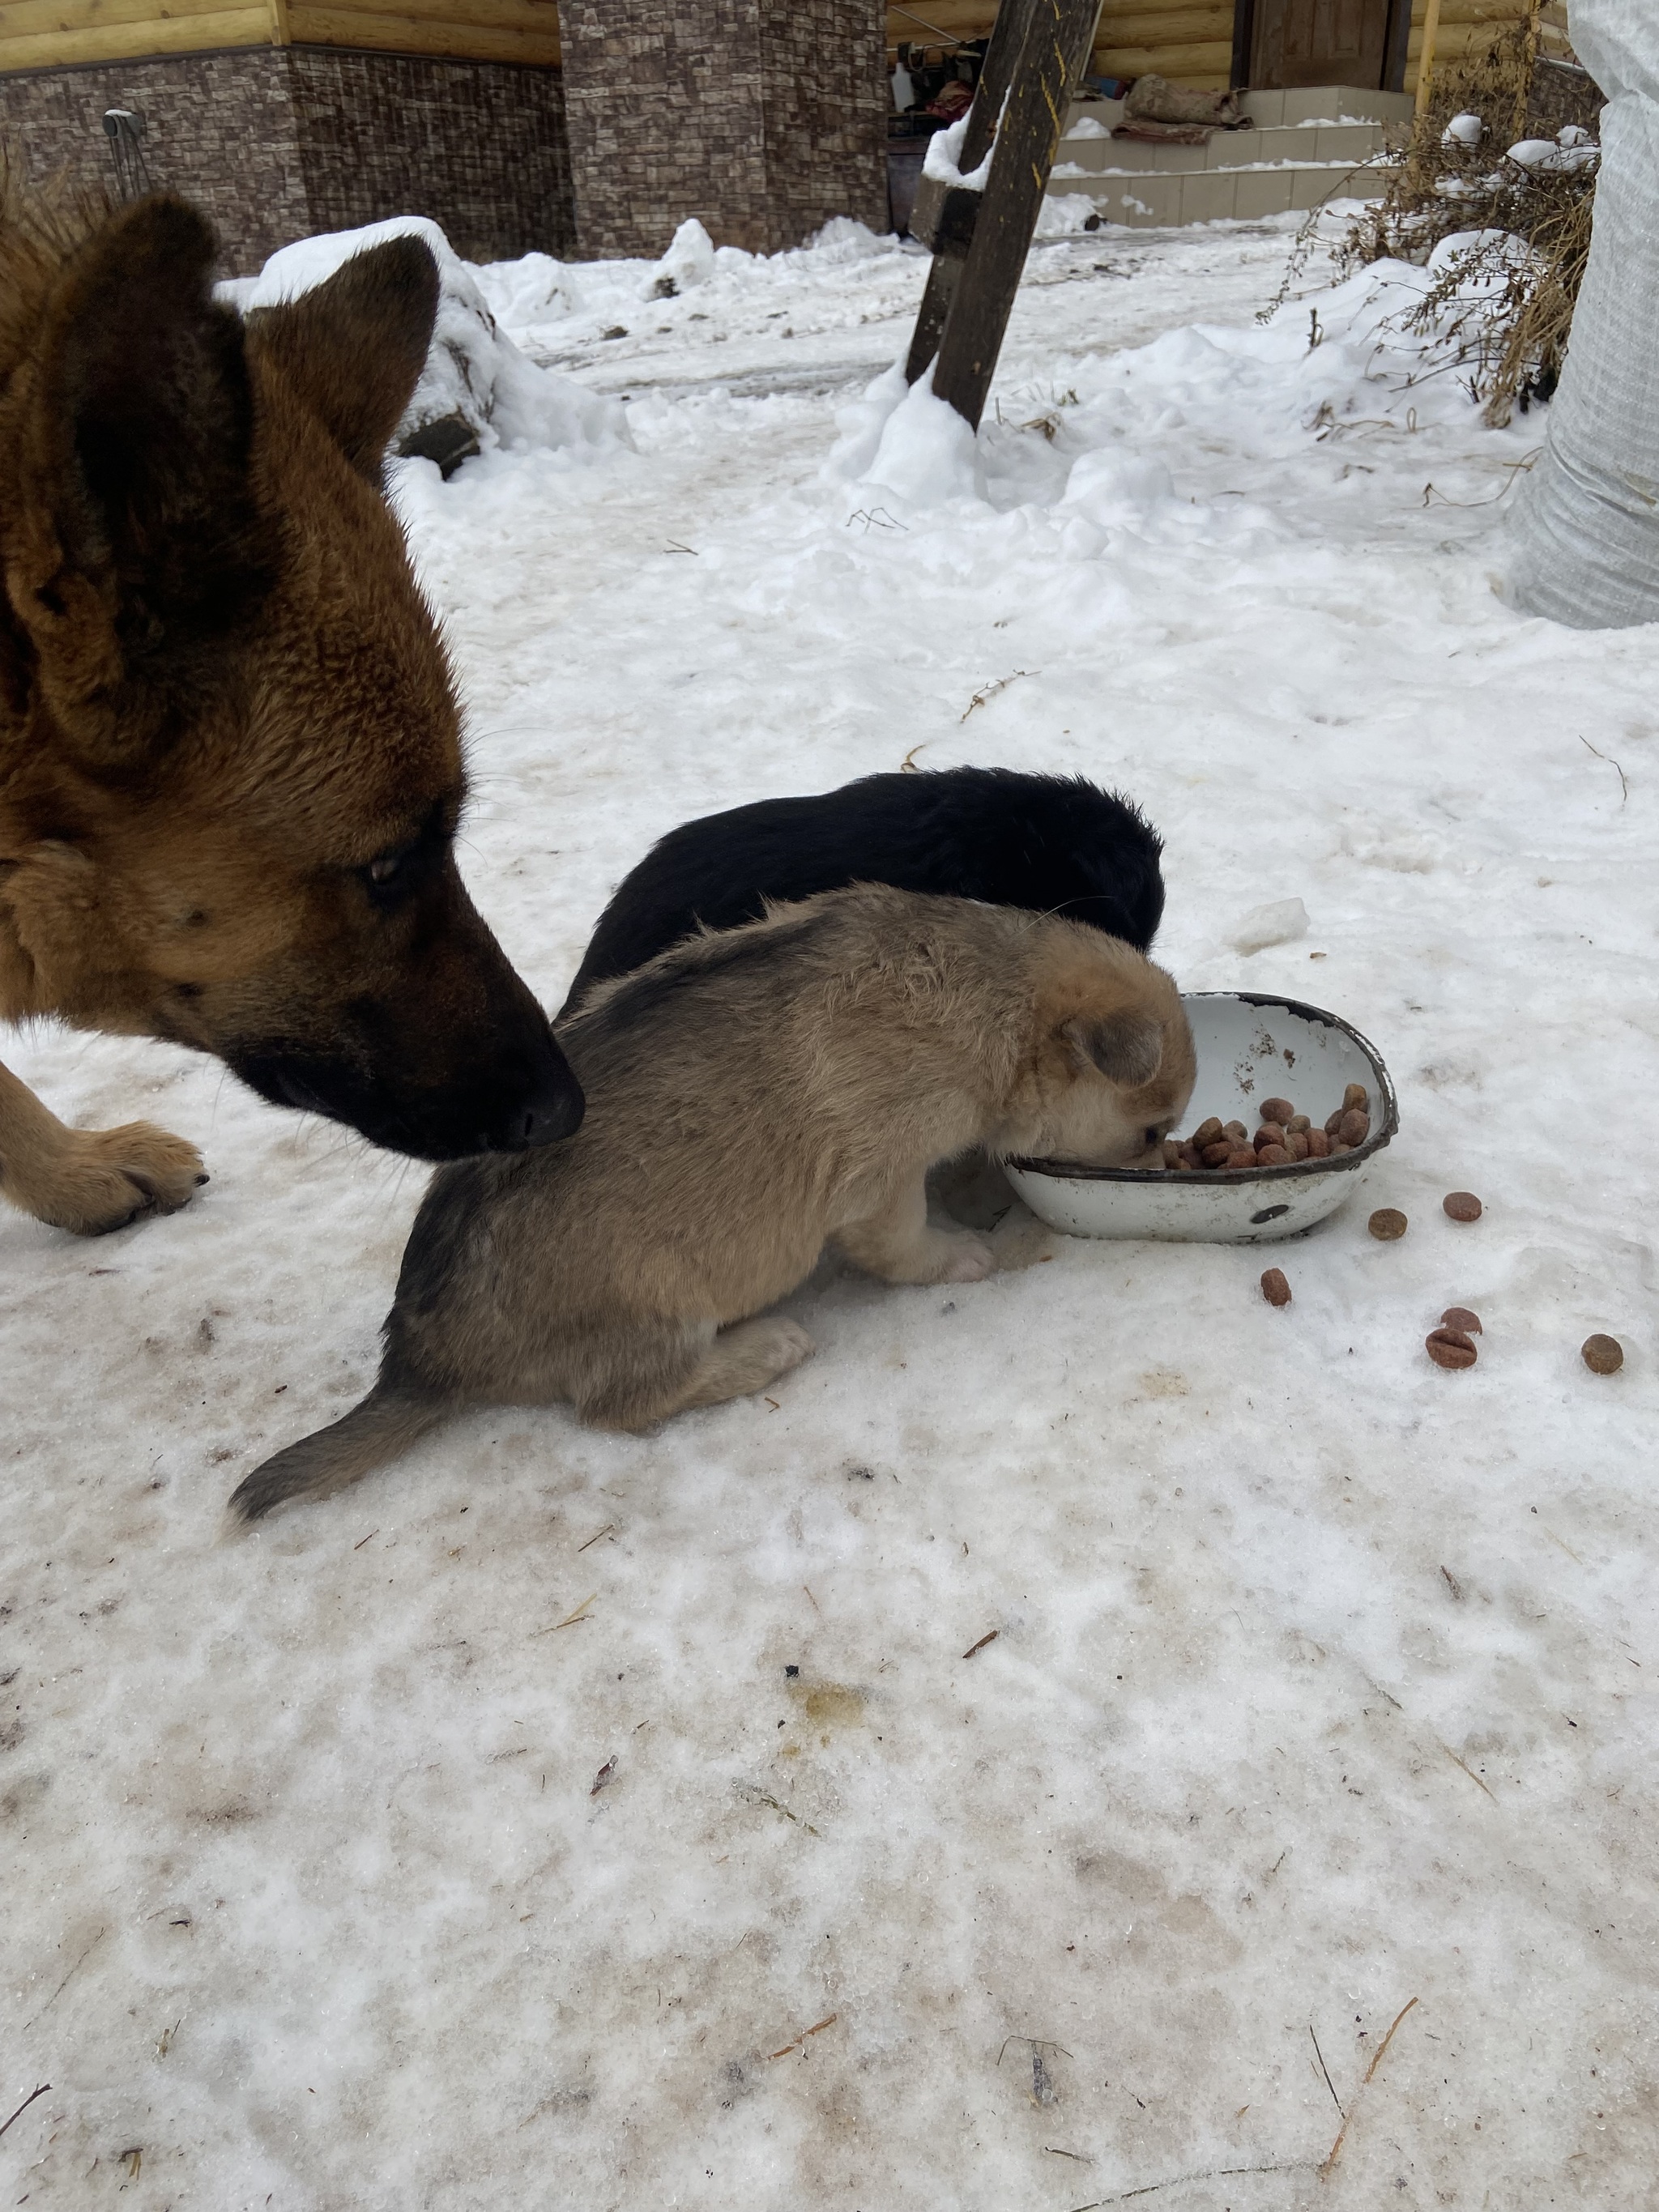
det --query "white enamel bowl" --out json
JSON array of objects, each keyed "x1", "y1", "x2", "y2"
[{"x1": 1005, "y1": 991, "x2": 1397, "y2": 1246}]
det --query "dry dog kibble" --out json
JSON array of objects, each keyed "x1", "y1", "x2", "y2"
[
  {"x1": 1368, "y1": 1208, "x2": 1408, "y2": 1241},
  {"x1": 1152, "y1": 1080, "x2": 1378, "y2": 1174},
  {"x1": 1260, "y1": 1267, "x2": 1291, "y2": 1306},
  {"x1": 1443, "y1": 1191, "x2": 1482, "y2": 1223},
  {"x1": 1441, "y1": 1306, "x2": 1482, "y2": 1334},
  {"x1": 1426, "y1": 1326, "x2": 1478, "y2": 1370},
  {"x1": 1581, "y1": 1333, "x2": 1623, "y2": 1375}
]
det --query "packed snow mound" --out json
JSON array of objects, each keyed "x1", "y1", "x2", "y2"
[{"x1": 220, "y1": 216, "x2": 629, "y2": 462}]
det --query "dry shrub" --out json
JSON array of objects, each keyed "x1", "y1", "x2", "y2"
[{"x1": 1336, "y1": 27, "x2": 1598, "y2": 425}]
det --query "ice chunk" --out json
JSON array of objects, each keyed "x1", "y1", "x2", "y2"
[{"x1": 1230, "y1": 898, "x2": 1310, "y2": 955}]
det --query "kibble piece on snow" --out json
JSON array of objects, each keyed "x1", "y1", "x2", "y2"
[
  {"x1": 1260, "y1": 1097, "x2": 1295, "y2": 1126},
  {"x1": 1441, "y1": 1306, "x2": 1482, "y2": 1334},
  {"x1": 1426, "y1": 1327, "x2": 1478, "y2": 1370},
  {"x1": 1368, "y1": 1207, "x2": 1408, "y2": 1241},
  {"x1": 1581, "y1": 1333, "x2": 1624, "y2": 1375},
  {"x1": 1260, "y1": 1268, "x2": 1291, "y2": 1306},
  {"x1": 1443, "y1": 1191, "x2": 1482, "y2": 1223},
  {"x1": 1343, "y1": 1083, "x2": 1369, "y2": 1114}
]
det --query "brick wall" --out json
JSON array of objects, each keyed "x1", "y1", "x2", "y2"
[
  {"x1": 0, "y1": 45, "x2": 573, "y2": 275},
  {"x1": 560, "y1": 0, "x2": 887, "y2": 258},
  {"x1": 0, "y1": 49, "x2": 312, "y2": 271},
  {"x1": 286, "y1": 48, "x2": 574, "y2": 265}
]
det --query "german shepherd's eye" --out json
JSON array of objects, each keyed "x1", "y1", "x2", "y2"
[
  {"x1": 360, "y1": 838, "x2": 423, "y2": 907},
  {"x1": 1144, "y1": 1126, "x2": 1161, "y2": 1148},
  {"x1": 357, "y1": 805, "x2": 449, "y2": 908}
]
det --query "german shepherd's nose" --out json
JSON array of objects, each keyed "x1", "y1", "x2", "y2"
[
  {"x1": 229, "y1": 881, "x2": 586, "y2": 1161},
  {"x1": 236, "y1": 1011, "x2": 583, "y2": 1161}
]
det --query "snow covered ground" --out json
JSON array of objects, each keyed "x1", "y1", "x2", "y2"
[{"x1": 6, "y1": 210, "x2": 1658, "y2": 2209}]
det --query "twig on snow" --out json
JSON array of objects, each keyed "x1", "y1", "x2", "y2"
[
  {"x1": 1066, "y1": 2162, "x2": 1313, "y2": 2209},
  {"x1": 535, "y1": 1592, "x2": 598, "y2": 1634},
  {"x1": 1310, "y1": 2024, "x2": 1345, "y2": 2115},
  {"x1": 1320, "y1": 1996, "x2": 1420, "y2": 2176},
  {"x1": 767, "y1": 2013, "x2": 838, "y2": 2060},
  {"x1": 960, "y1": 670, "x2": 1036, "y2": 723},
  {"x1": 0, "y1": 2084, "x2": 49, "y2": 2141},
  {"x1": 962, "y1": 1629, "x2": 1000, "y2": 1659},
  {"x1": 1580, "y1": 735, "x2": 1630, "y2": 806}
]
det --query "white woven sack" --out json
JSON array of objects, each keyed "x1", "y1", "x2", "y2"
[{"x1": 1504, "y1": 0, "x2": 1659, "y2": 628}]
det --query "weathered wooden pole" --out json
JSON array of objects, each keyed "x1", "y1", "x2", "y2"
[{"x1": 903, "y1": 0, "x2": 1102, "y2": 429}]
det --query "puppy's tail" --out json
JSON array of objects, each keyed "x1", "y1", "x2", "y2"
[{"x1": 228, "y1": 1386, "x2": 446, "y2": 1524}]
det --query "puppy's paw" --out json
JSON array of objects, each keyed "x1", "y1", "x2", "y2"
[
  {"x1": 755, "y1": 1318, "x2": 815, "y2": 1379},
  {"x1": 36, "y1": 1121, "x2": 208, "y2": 1235},
  {"x1": 932, "y1": 1231, "x2": 996, "y2": 1284}
]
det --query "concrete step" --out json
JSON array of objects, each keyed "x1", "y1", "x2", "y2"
[
  {"x1": 1048, "y1": 85, "x2": 1410, "y2": 225},
  {"x1": 1051, "y1": 160, "x2": 1401, "y2": 228}
]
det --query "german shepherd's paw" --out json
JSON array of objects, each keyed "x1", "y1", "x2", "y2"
[{"x1": 36, "y1": 1121, "x2": 208, "y2": 1236}]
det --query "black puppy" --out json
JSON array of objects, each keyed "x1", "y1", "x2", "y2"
[{"x1": 560, "y1": 766, "x2": 1165, "y2": 1016}]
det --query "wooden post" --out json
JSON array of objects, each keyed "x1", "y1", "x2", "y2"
[
  {"x1": 1414, "y1": 0, "x2": 1444, "y2": 116},
  {"x1": 904, "y1": 0, "x2": 1039, "y2": 386},
  {"x1": 905, "y1": 0, "x2": 1102, "y2": 430}
]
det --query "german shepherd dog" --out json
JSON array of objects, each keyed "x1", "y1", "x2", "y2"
[
  {"x1": 0, "y1": 186, "x2": 582, "y2": 1236},
  {"x1": 559, "y1": 767, "x2": 1165, "y2": 1016}
]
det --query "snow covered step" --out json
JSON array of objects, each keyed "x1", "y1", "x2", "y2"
[
  {"x1": 1050, "y1": 84, "x2": 1408, "y2": 228},
  {"x1": 1054, "y1": 159, "x2": 1402, "y2": 228},
  {"x1": 1054, "y1": 121, "x2": 1390, "y2": 173}
]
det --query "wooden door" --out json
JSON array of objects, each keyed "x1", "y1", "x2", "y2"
[{"x1": 1247, "y1": 0, "x2": 1392, "y2": 88}]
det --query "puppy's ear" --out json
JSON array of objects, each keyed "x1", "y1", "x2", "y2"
[
  {"x1": 1063, "y1": 1012, "x2": 1164, "y2": 1088},
  {"x1": 245, "y1": 236, "x2": 440, "y2": 482}
]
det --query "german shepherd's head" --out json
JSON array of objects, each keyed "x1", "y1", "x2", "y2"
[{"x1": 0, "y1": 190, "x2": 582, "y2": 1158}]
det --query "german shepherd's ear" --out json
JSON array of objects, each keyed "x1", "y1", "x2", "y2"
[
  {"x1": 11, "y1": 194, "x2": 271, "y2": 740},
  {"x1": 244, "y1": 237, "x2": 440, "y2": 482},
  {"x1": 1062, "y1": 1012, "x2": 1164, "y2": 1088}
]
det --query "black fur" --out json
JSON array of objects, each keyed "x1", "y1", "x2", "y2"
[{"x1": 560, "y1": 767, "x2": 1165, "y2": 1017}]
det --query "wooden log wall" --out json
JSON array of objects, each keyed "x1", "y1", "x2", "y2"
[
  {"x1": 885, "y1": 0, "x2": 1533, "y2": 91},
  {"x1": 0, "y1": 0, "x2": 561, "y2": 75}
]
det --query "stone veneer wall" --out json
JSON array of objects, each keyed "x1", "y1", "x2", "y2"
[
  {"x1": 560, "y1": 0, "x2": 887, "y2": 258},
  {"x1": 0, "y1": 45, "x2": 573, "y2": 275}
]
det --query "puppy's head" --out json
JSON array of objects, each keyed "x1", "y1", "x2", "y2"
[{"x1": 997, "y1": 932, "x2": 1196, "y2": 1167}]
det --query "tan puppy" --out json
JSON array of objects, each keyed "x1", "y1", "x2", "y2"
[{"x1": 231, "y1": 886, "x2": 1196, "y2": 1520}]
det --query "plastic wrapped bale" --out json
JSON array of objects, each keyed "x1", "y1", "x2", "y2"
[
  {"x1": 1505, "y1": 0, "x2": 1659, "y2": 627},
  {"x1": 220, "y1": 216, "x2": 629, "y2": 471}
]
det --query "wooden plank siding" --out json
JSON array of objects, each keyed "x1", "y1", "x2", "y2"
[
  {"x1": 0, "y1": 0, "x2": 558, "y2": 71},
  {"x1": 886, "y1": 0, "x2": 1532, "y2": 89}
]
